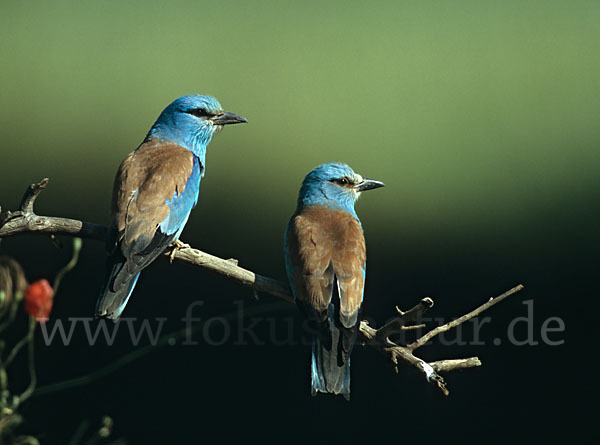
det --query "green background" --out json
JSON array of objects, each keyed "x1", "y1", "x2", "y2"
[
  {"x1": 2, "y1": 0, "x2": 598, "y2": 253},
  {"x1": 0, "y1": 1, "x2": 595, "y2": 443}
]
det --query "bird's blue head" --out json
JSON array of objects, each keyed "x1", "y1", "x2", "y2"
[
  {"x1": 146, "y1": 94, "x2": 247, "y2": 163},
  {"x1": 297, "y1": 162, "x2": 385, "y2": 218}
]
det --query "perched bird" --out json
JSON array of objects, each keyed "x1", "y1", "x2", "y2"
[
  {"x1": 96, "y1": 95, "x2": 247, "y2": 319},
  {"x1": 284, "y1": 163, "x2": 384, "y2": 399}
]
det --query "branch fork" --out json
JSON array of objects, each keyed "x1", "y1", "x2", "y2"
[{"x1": 359, "y1": 285, "x2": 523, "y2": 395}]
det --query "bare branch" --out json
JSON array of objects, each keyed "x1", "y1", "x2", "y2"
[
  {"x1": 360, "y1": 320, "x2": 452, "y2": 395},
  {"x1": 20, "y1": 178, "x2": 49, "y2": 215},
  {"x1": 374, "y1": 297, "x2": 434, "y2": 342},
  {"x1": 430, "y1": 358, "x2": 482, "y2": 372},
  {"x1": 167, "y1": 245, "x2": 294, "y2": 303},
  {"x1": 0, "y1": 178, "x2": 525, "y2": 396},
  {"x1": 359, "y1": 285, "x2": 524, "y2": 394},
  {"x1": 0, "y1": 179, "x2": 107, "y2": 240},
  {"x1": 408, "y1": 284, "x2": 525, "y2": 350}
]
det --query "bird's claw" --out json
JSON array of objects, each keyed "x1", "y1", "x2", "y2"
[{"x1": 169, "y1": 240, "x2": 190, "y2": 263}]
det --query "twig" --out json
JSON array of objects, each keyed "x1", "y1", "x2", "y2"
[
  {"x1": 408, "y1": 284, "x2": 524, "y2": 350},
  {"x1": 430, "y1": 358, "x2": 482, "y2": 372},
  {"x1": 18, "y1": 318, "x2": 37, "y2": 403},
  {"x1": 52, "y1": 238, "x2": 83, "y2": 294},
  {"x1": 0, "y1": 178, "x2": 108, "y2": 241},
  {"x1": 374, "y1": 297, "x2": 434, "y2": 342},
  {"x1": 168, "y1": 245, "x2": 293, "y2": 303},
  {"x1": 1, "y1": 179, "x2": 525, "y2": 396},
  {"x1": 2, "y1": 326, "x2": 34, "y2": 368}
]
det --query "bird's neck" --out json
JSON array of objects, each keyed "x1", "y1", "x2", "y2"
[
  {"x1": 146, "y1": 124, "x2": 213, "y2": 167},
  {"x1": 298, "y1": 190, "x2": 358, "y2": 220}
]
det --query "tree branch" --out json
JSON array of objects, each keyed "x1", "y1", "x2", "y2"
[
  {"x1": 1, "y1": 179, "x2": 525, "y2": 396},
  {"x1": 374, "y1": 297, "x2": 434, "y2": 342},
  {"x1": 167, "y1": 244, "x2": 294, "y2": 303},
  {"x1": 0, "y1": 179, "x2": 108, "y2": 241},
  {"x1": 408, "y1": 284, "x2": 524, "y2": 350}
]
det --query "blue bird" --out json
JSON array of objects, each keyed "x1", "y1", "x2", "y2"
[
  {"x1": 284, "y1": 163, "x2": 384, "y2": 399},
  {"x1": 96, "y1": 95, "x2": 247, "y2": 319}
]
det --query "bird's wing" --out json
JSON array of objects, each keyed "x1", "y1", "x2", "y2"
[
  {"x1": 109, "y1": 140, "x2": 202, "y2": 290},
  {"x1": 330, "y1": 213, "x2": 366, "y2": 328},
  {"x1": 285, "y1": 206, "x2": 367, "y2": 324},
  {"x1": 286, "y1": 206, "x2": 366, "y2": 328},
  {"x1": 285, "y1": 212, "x2": 335, "y2": 317},
  {"x1": 286, "y1": 206, "x2": 365, "y2": 396}
]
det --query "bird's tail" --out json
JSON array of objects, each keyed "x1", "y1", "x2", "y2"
[
  {"x1": 96, "y1": 256, "x2": 139, "y2": 320},
  {"x1": 310, "y1": 304, "x2": 357, "y2": 400}
]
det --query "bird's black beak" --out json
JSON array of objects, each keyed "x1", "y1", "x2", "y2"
[
  {"x1": 211, "y1": 111, "x2": 248, "y2": 125},
  {"x1": 354, "y1": 179, "x2": 385, "y2": 192}
]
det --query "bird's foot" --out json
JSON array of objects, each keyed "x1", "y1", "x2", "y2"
[{"x1": 169, "y1": 239, "x2": 191, "y2": 263}]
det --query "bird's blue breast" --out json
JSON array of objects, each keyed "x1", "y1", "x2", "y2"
[{"x1": 158, "y1": 156, "x2": 202, "y2": 236}]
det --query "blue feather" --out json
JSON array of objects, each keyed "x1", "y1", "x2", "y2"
[
  {"x1": 297, "y1": 162, "x2": 362, "y2": 219},
  {"x1": 159, "y1": 157, "x2": 202, "y2": 236},
  {"x1": 147, "y1": 95, "x2": 225, "y2": 163}
]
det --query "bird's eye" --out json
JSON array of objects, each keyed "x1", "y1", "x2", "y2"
[
  {"x1": 332, "y1": 177, "x2": 350, "y2": 186},
  {"x1": 188, "y1": 108, "x2": 211, "y2": 118}
]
